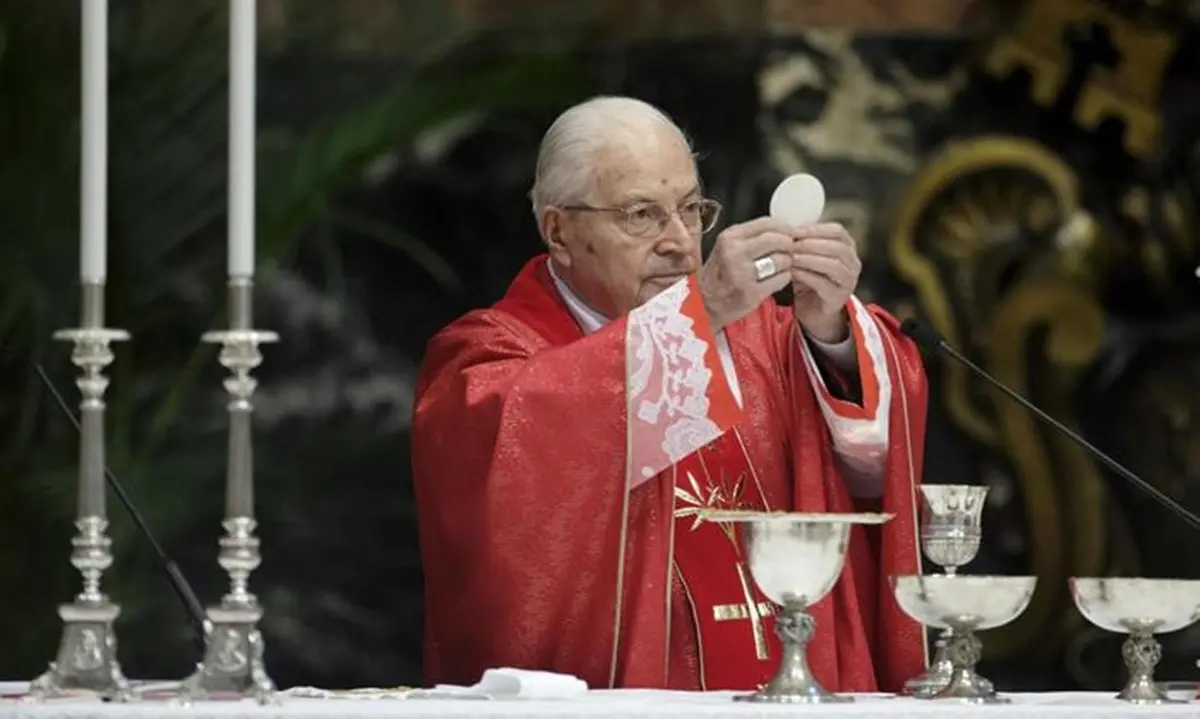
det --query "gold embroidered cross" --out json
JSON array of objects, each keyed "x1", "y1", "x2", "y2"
[{"x1": 674, "y1": 471, "x2": 771, "y2": 659}]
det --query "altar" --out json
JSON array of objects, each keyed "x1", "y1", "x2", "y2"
[{"x1": 0, "y1": 689, "x2": 1197, "y2": 719}]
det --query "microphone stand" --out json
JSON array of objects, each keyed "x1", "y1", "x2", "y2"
[{"x1": 900, "y1": 318, "x2": 1200, "y2": 532}]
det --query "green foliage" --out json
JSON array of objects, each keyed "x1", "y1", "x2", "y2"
[{"x1": 0, "y1": 0, "x2": 591, "y2": 680}]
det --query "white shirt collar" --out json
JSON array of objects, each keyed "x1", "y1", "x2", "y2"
[{"x1": 547, "y1": 258, "x2": 609, "y2": 335}]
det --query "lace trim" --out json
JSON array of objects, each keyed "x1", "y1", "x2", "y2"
[{"x1": 626, "y1": 276, "x2": 739, "y2": 489}]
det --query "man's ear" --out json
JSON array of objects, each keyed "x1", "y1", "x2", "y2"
[{"x1": 540, "y1": 207, "x2": 572, "y2": 266}]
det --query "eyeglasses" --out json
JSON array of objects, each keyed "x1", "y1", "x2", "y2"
[{"x1": 561, "y1": 198, "x2": 722, "y2": 238}]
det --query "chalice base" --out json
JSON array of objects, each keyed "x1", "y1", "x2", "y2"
[
  {"x1": 904, "y1": 672, "x2": 950, "y2": 699},
  {"x1": 933, "y1": 668, "x2": 1006, "y2": 704},
  {"x1": 905, "y1": 644, "x2": 996, "y2": 699},
  {"x1": 1116, "y1": 633, "x2": 1177, "y2": 705},
  {"x1": 179, "y1": 604, "x2": 275, "y2": 705},
  {"x1": 1118, "y1": 677, "x2": 1175, "y2": 704},
  {"x1": 735, "y1": 681, "x2": 852, "y2": 704},
  {"x1": 734, "y1": 605, "x2": 852, "y2": 704},
  {"x1": 903, "y1": 630, "x2": 956, "y2": 698},
  {"x1": 929, "y1": 627, "x2": 1004, "y2": 704},
  {"x1": 25, "y1": 601, "x2": 133, "y2": 703}
]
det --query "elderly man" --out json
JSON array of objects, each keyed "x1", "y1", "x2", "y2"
[{"x1": 412, "y1": 96, "x2": 928, "y2": 693}]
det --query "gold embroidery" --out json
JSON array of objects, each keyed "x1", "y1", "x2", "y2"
[
  {"x1": 734, "y1": 562, "x2": 770, "y2": 659},
  {"x1": 673, "y1": 470, "x2": 744, "y2": 535},
  {"x1": 673, "y1": 470, "x2": 771, "y2": 660},
  {"x1": 713, "y1": 601, "x2": 776, "y2": 622},
  {"x1": 731, "y1": 428, "x2": 773, "y2": 512},
  {"x1": 663, "y1": 467, "x2": 677, "y2": 685},
  {"x1": 674, "y1": 563, "x2": 708, "y2": 691}
]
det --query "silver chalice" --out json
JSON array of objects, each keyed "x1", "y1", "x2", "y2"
[
  {"x1": 699, "y1": 509, "x2": 891, "y2": 704},
  {"x1": 904, "y1": 484, "x2": 990, "y2": 699},
  {"x1": 892, "y1": 574, "x2": 1035, "y2": 704},
  {"x1": 917, "y1": 484, "x2": 987, "y2": 576},
  {"x1": 1070, "y1": 577, "x2": 1200, "y2": 704}
]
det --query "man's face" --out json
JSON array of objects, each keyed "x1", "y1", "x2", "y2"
[{"x1": 540, "y1": 126, "x2": 704, "y2": 318}]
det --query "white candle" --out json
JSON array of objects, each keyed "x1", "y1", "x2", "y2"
[
  {"x1": 80, "y1": 0, "x2": 107, "y2": 283},
  {"x1": 228, "y1": 0, "x2": 256, "y2": 278}
]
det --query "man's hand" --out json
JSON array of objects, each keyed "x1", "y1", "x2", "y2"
[
  {"x1": 791, "y1": 223, "x2": 861, "y2": 343},
  {"x1": 697, "y1": 217, "x2": 796, "y2": 332}
]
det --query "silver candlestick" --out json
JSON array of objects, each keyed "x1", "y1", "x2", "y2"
[
  {"x1": 27, "y1": 282, "x2": 133, "y2": 703},
  {"x1": 179, "y1": 277, "x2": 277, "y2": 704}
]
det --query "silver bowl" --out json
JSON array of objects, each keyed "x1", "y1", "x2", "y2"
[
  {"x1": 892, "y1": 575, "x2": 1035, "y2": 704},
  {"x1": 1070, "y1": 577, "x2": 1200, "y2": 704},
  {"x1": 700, "y1": 510, "x2": 891, "y2": 704}
]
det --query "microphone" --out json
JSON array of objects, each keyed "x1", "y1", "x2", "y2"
[
  {"x1": 34, "y1": 364, "x2": 209, "y2": 660},
  {"x1": 900, "y1": 318, "x2": 1200, "y2": 533}
]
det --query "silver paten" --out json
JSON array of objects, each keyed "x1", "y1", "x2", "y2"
[{"x1": 699, "y1": 509, "x2": 892, "y2": 704}]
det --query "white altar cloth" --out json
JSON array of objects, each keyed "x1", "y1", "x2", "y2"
[{"x1": 0, "y1": 689, "x2": 1196, "y2": 719}]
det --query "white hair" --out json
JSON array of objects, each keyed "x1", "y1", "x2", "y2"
[{"x1": 529, "y1": 96, "x2": 692, "y2": 215}]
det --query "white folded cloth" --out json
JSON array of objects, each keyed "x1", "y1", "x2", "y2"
[{"x1": 432, "y1": 667, "x2": 589, "y2": 699}]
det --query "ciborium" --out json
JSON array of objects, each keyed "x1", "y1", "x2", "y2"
[
  {"x1": 892, "y1": 575, "x2": 1035, "y2": 704},
  {"x1": 1070, "y1": 577, "x2": 1200, "y2": 704},
  {"x1": 904, "y1": 484, "x2": 989, "y2": 699},
  {"x1": 699, "y1": 510, "x2": 891, "y2": 704}
]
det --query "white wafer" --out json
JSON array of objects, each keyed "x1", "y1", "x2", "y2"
[{"x1": 769, "y1": 173, "x2": 826, "y2": 226}]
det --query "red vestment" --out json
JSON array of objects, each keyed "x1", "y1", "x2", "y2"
[{"x1": 412, "y1": 254, "x2": 929, "y2": 692}]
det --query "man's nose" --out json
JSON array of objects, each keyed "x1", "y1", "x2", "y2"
[{"x1": 654, "y1": 212, "x2": 693, "y2": 254}]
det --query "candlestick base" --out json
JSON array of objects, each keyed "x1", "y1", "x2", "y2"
[
  {"x1": 178, "y1": 607, "x2": 273, "y2": 704},
  {"x1": 178, "y1": 517, "x2": 275, "y2": 705},
  {"x1": 26, "y1": 602, "x2": 133, "y2": 703},
  {"x1": 25, "y1": 517, "x2": 132, "y2": 703}
]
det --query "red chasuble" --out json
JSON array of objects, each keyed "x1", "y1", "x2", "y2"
[{"x1": 411, "y1": 254, "x2": 929, "y2": 693}]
